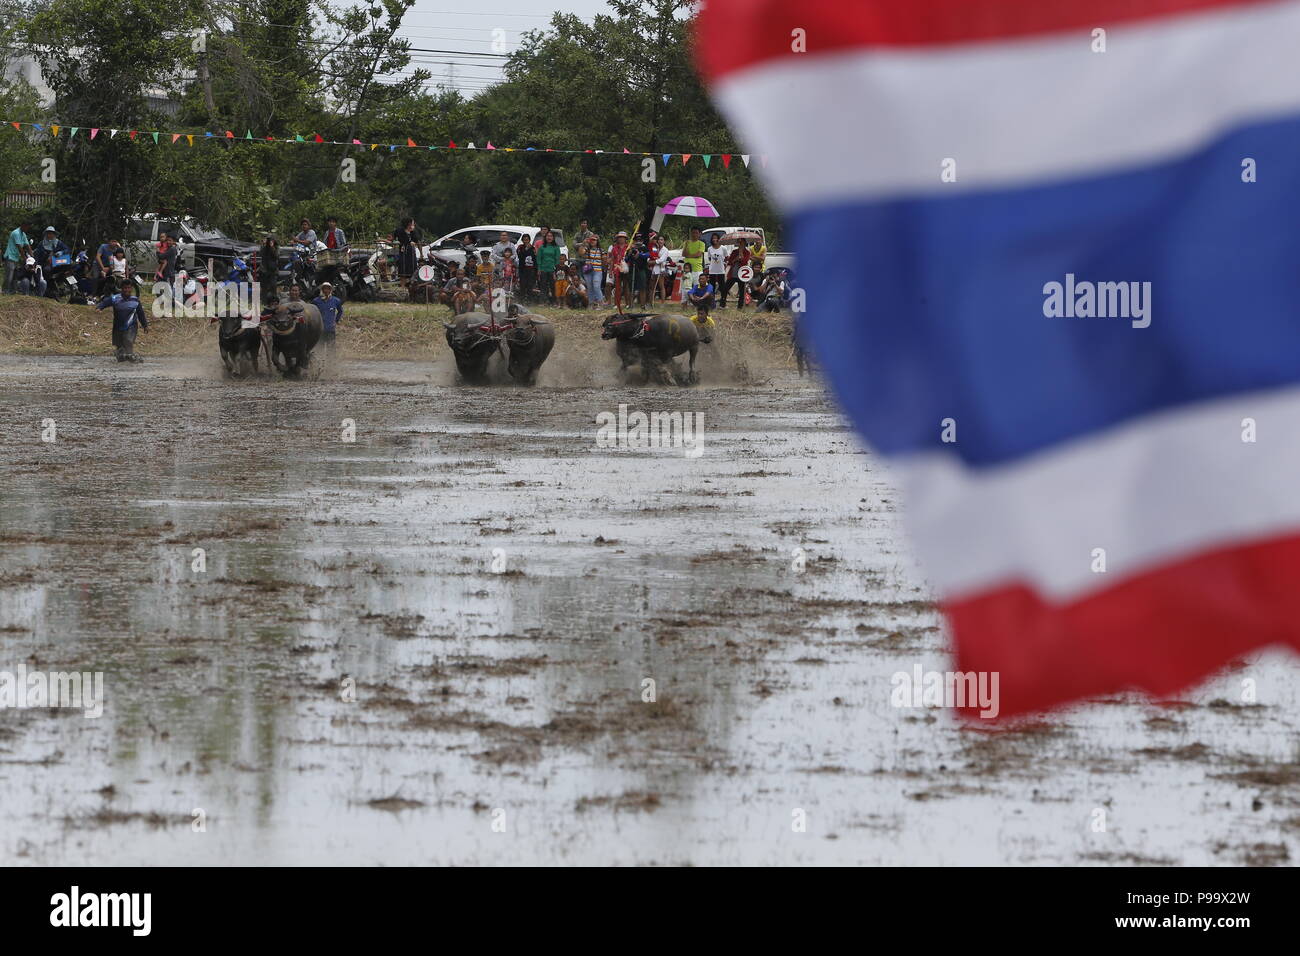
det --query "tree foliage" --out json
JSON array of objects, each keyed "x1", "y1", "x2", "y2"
[{"x1": 3, "y1": 0, "x2": 779, "y2": 249}]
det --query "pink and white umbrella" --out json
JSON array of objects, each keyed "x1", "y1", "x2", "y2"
[{"x1": 659, "y1": 195, "x2": 719, "y2": 218}]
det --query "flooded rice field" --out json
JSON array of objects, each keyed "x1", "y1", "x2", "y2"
[{"x1": 0, "y1": 351, "x2": 1296, "y2": 865}]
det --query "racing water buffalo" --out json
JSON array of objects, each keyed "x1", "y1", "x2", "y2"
[
  {"x1": 600, "y1": 312, "x2": 700, "y2": 385},
  {"x1": 216, "y1": 313, "x2": 263, "y2": 377},
  {"x1": 443, "y1": 311, "x2": 502, "y2": 384},
  {"x1": 502, "y1": 309, "x2": 555, "y2": 386},
  {"x1": 265, "y1": 301, "x2": 322, "y2": 377}
]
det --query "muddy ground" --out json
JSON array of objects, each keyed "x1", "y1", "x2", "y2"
[{"x1": 0, "y1": 338, "x2": 1296, "y2": 865}]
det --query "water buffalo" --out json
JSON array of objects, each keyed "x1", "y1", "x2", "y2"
[
  {"x1": 502, "y1": 309, "x2": 554, "y2": 386},
  {"x1": 444, "y1": 311, "x2": 502, "y2": 384},
  {"x1": 265, "y1": 301, "x2": 322, "y2": 377},
  {"x1": 216, "y1": 313, "x2": 262, "y2": 377},
  {"x1": 600, "y1": 312, "x2": 699, "y2": 385}
]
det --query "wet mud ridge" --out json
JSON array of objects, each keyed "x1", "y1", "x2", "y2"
[{"x1": 0, "y1": 355, "x2": 1296, "y2": 865}]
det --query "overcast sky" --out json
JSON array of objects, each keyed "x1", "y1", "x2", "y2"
[{"x1": 395, "y1": 0, "x2": 629, "y2": 95}]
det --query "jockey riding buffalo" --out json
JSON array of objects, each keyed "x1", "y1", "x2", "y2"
[
  {"x1": 444, "y1": 312, "x2": 502, "y2": 384},
  {"x1": 264, "y1": 300, "x2": 322, "y2": 377},
  {"x1": 600, "y1": 312, "x2": 700, "y2": 385},
  {"x1": 216, "y1": 312, "x2": 262, "y2": 377},
  {"x1": 502, "y1": 305, "x2": 554, "y2": 386}
]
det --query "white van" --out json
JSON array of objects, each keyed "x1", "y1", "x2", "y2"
[{"x1": 428, "y1": 225, "x2": 567, "y2": 269}]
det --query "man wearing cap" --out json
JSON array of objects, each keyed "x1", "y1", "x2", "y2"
[
  {"x1": 96, "y1": 279, "x2": 148, "y2": 362},
  {"x1": 3, "y1": 219, "x2": 33, "y2": 294},
  {"x1": 312, "y1": 281, "x2": 343, "y2": 352}
]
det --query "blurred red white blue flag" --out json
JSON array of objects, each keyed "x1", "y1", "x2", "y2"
[{"x1": 695, "y1": 0, "x2": 1300, "y2": 718}]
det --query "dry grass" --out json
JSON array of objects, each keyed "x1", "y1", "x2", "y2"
[{"x1": 0, "y1": 294, "x2": 799, "y2": 364}]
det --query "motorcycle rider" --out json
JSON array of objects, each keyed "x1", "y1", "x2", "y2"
[
  {"x1": 33, "y1": 226, "x2": 69, "y2": 271},
  {"x1": 96, "y1": 278, "x2": 148, "y2": 362},
  {"x1": 94, "y1": 237, "x2": 124, "y2": 294}
]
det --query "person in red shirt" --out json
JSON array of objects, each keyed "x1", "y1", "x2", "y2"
[{"x1": 721, "y1": 238, "x2": 751, "y2": 310}]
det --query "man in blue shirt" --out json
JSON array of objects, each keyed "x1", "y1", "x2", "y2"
[
  {"x1": 687, "y1": 273, "x2": 716, "y2": 344},
  {"x1": 4, "y1": 220, "x2": 33, "y2": 294},
  {"x1": 312, "y1": 281, "x2": 343, "y2": 351},
  {"x1": 96, "y1": 279, "x2": 149, "y2": 362}
]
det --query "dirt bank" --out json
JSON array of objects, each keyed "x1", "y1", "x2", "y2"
[{"x1": 0, "y1": 295, "x2": 799, "y2": 366}]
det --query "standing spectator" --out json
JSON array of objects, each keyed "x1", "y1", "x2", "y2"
[
  {"x1": 296, "y1": 218, "x2": 318, "y2": 247},
  {"x1": 459, "y1": 233, "x2": 478, "y2": 259},
  {"x1": 489, "y1": 231, "x2": 513, "y2": 265},
  {"x1": 3, "y1": 219, "x2": 33, "y2": 294},
  {"x1": 288, "y1": 283, "x2": 303, "y2": 303},
  {"x1": 322, "y1": 216, "x2": 347, "y2": 249},
  {"x1": 649, "y1": 236, "x2": 670, "y2": 303},
  {"x1": 155, "y1": 231, "x2": 179, "y2": 285},
  {"x1": 394, "y1": 218, "x2": 420, "y2": 289},
  {"x1": 581, "y1": 235, "x2": 604, "y2": 307},
  {"x1": 498, "y1": 247, "x2": 517, "y2": 296},
  {"x1": 682, "y1": 226, "x2": 706, "y2": 303},
  {"x1": 474, "y1": 250, "x2": 495, "y2": 297},
  {"x1": 704, "y1": 234, "x2": 727, "y2": 304},
  {"x1": 537, "y1": 230, "x2": 561, "y2": 305},
  {"x1": 533, "y1": 226, "x2": 549, "y2": 251},
  {"x1": 515, "y1": 237, "x2": 538, "y2": 301},
  {"x1": 607, "y1": 232, "x2": 630, "y2": 307},
  {"x1": 257, "y1": 235, "x2": 279, "y2": 303},
  {"x1": 572, "y1": 219, "x2": 595, "y2": 248},
  {"x1": 721, "y1": 238, "x2": 751, "y2": 310},
  {"x1": 313, "y1": 281, "x2": 343, "y2": 352},
  {"x1": 631, "y1": 234, "x2": 652, "y2": 307}
]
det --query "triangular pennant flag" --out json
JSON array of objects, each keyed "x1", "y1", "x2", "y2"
[
  {"x1": 295, "y1": 134, "x2": 304, "y2": 142},
  {"x1": 721, "y1": 154, "x2": 732, "y2": 169},
  {"x1": 51, "y1": 125, "x2": 59, "y2": 137},
  {"x1": 760, "y1": 154, "x2": 768, "y2": 169},
  {"x1": 623, "y1": 147, "x2": 630, "y2": 154},
  {"x1": 526, "y1": 146, "x2": 535, "y2": 151},
  {"x1": 741, "y1": 154, "x2": 750, "y2": 167},
  {"x1": 171, "y1": 133, "x2": 181, "y2": 144},
  {"x1": 245, "y1": 130, "x2": 253, "y2": 140},
  {"x1": 407, "y1": 137, "x2": 417, "y2": 147},
  {"x1": 110, "y1": 129, "x2": 118, "y2": 138},
  {"x1": 313, "y1": 134, "x2": 323, "y2": 143},
  {"x1": 703, "y1": 154, "x2": 712, "y2": 168},
  {"x1": 352, "y1": 139, "x2": 361, "y2": 145},
  {"x1": 682, "y1": 153, "x2": 692, "y2": 165},
  {"x1": 69, "y1": 127, "x2": 79, "y2": 139},
  {"x1": 370, "y1": 143, "x2": 378, "y2": 151},
  {"x1": 32, "y1": 123, "x2": 44, "y2": 132},
  {"x1": 151, "y1": 131, "x2": 159, "y2": 143},
  {"x1": 389, "y1": 145, "x2": 397, "y2": 152},
  {"x1": 448, "y1": 140, "x2": 457, "y2": 148},
  {"x1": 266, "y1": 135, "x2": 274, "y2": 141},
  {"x1": 9, "y1": 121, "x2": 19, "y2": 131},
  {"x1": 205, "y1": 131, "x2": 214, "y2": 138},
  {"x1": 187, "y1": 135, "x2": 193, "y2": 146},
  {"x1": 486, "y1": 141, "x2": 495, "y2": 150},
  {"x1": 225, "y1": 130, "x2": 234, "y2": 138},
  {"x1": 662, "y1": 154, "x2": 671, "y2": 166}
]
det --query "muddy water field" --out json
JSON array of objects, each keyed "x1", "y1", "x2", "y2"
[{"x1": 0, "y1": 342, "x2": 1297, "y2": 866}]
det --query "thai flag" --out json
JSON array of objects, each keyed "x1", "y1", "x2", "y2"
[{"x1": 697, "y1": 0, "x2": 1300, "y2": 719}]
